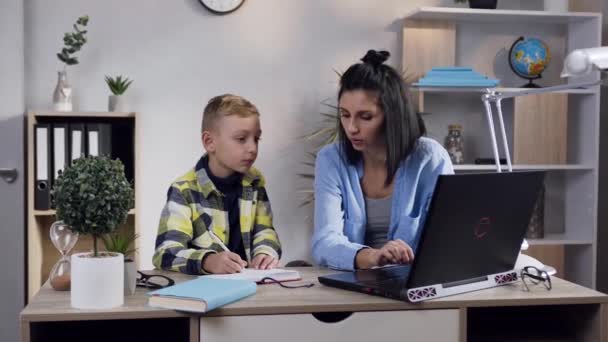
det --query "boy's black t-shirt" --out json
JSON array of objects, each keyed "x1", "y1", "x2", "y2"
[{"x1": 200, "y1": 157, "x2": 247, "y2": 262}]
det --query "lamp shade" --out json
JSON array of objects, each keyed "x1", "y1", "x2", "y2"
[{"x1": 561, "y1": 47, "x2": 608, "y2": 77}]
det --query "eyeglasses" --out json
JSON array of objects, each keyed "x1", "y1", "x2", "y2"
[
  {"x1": 520, "y1": 266, "x2": 552, "y2": 291},
  {"x1": 136, "y1": 271, "x2": 175, "y2": 289},
  {"x1": 259, "y1": 277, "x2": 315, "y2": 289}
]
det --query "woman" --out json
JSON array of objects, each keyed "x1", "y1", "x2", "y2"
[{"x1": 312, "y1": 50, "x2": 454, "y2": 270}]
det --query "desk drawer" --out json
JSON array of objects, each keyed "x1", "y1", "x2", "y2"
[{"x1": 200, "y1": 310, "x2": 459, "y2": 342}]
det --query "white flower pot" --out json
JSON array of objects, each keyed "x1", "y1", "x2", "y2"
[
  {"x1": 544, "y1": 0, "x2": 568, "y2": 12},
  {"x1": 108, "y1": 95, "x2": 128, "y2": 112},
  {"x1": 71, "y1": 252, "x2": 124, "y2": 309},
  {"x1": 124, "y1": 259, "x2": 137, "y2": 295}
]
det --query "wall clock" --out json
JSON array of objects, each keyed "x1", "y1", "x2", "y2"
[{"x1": 199, "y1": 0, "x2": 245, "y2": 15}]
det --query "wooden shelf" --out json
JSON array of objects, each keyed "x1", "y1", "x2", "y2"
[
  {"x1": 29, "y1": 110, "x2": 135, "y2": 118},
  {"x1": 453, "y1": 164, "x2": 593, "y2": 171},
  {"x1": 26, "y1": 111, "x2": 139, "y2": 301},
  {"x1": 404, "y1": 7, "x2": 600, "y2": 24},
  {"x1": 527, "y1": 233, "x2": 593, "y2": 246}
]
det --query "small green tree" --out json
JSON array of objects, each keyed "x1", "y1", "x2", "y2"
[
  {"x1": 52, "y1": 156, "x2": 134, "y2": 257},
  {"x1": 105, "y1": 75, "x2": 134, "y2": 95},
  {"x1": 57, "y1": 15, "x2": 89, "y2": 66}
]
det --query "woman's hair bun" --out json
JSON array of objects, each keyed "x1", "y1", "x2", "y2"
[{"x1": 361, "y1": 50, "x2": 390, "y2": 67}]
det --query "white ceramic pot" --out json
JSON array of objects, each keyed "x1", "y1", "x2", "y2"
[
  {"x1": 124, "y1": 259, "x2": 137, "y2": 295},
  {"x1": 108, "y1": 95, "x2": 128, "y2": 112},
  {"x1": 71, "y1": 252, "x2": 124, "y2": 309}
]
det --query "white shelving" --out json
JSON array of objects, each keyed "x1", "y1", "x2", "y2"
[
  {"x1": 527, "y1": 233, "x2": 593, "y2": 246},
  {"x1": 404, "y1": 7, "x2": 600, "y2": 24},
  {"x1": 404, "y1": 7, "x2": 601, "y2": 288},
  {"x1": 453, "y1": 164, "x2": 593, "y2": 171},
  {"x1": 412, "y1": 86, "x2": 599, "y2": 95}
]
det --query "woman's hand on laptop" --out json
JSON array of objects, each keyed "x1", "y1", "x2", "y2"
[
  {"x1": 378, "y1": 240, "x2": 414, "y2": 265},
  {"x1": 355, "y1": 240, "x2": 414, "y2": 269}
]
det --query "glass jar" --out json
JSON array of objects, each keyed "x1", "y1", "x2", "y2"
[{"x1": 445, "y1": 124, "x2": 465, "y2": 164}]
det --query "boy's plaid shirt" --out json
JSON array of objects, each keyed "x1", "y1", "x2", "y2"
[{"x1": 153, "y1": 157, "x2": 282, "y2": 274}]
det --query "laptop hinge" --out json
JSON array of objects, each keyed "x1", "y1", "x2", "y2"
[{"x1": 442, "y1": 276, "x2": 489, "y2": 288}]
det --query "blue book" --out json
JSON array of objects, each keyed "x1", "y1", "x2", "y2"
[
  {"x1": 415, "y1": 67, "x2": 500, "y2": 87},
  {"x1": 147, "y1": 277, "x2": 256, "y2": 313}
]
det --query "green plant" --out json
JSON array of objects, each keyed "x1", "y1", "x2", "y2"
[
  {"x1": 52, "y1": 156, "x2": 134, "y2": 257},
  {"x1": 57, "y1": 15, "x2": 89, "y2": 66},
  {"x1": 105, "y1": 75, "x2": 134, "y2": 95},
  {"x1": 102, "y1": 232, "x2": 139, "y2": 261},
  {"x1": 298, "y1": 101, "x2": 340, "y2": 207}
]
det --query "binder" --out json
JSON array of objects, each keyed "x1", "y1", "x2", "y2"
[
  {"x1": 69, "y1": 123, "x2": 85, "y2": 163},
  {"x1": 52, "y1": 123, "x2": 69, "y2": 183},
  {"x1": 86, "y1": 123, "x2": 112, "y2": 157},
  {"x1": 34, "y1": 123, "x2": 52, "y2": 210}
]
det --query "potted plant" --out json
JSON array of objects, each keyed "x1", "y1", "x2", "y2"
[
  {"x1": 53, "y1": 15, "x2": 89, "y2": 112},
  {"x1": 103, "y1": 232, "x2": 139, "y2": 295},
  {"x1": 105, "y1": 75, "x2": 133, "y2": 112},
  {"x1": 455, "y1": 0, "x2": 498, "y2": 9},
  {"x1": 52, "y1": 155, "x2": 134, "y2": 309}
]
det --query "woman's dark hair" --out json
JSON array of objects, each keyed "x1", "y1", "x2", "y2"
[{"x1": 337, "y1": 49, "x2": 426, "y2": 186}]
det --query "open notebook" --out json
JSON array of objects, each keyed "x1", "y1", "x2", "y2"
[{"x1": 205, "y1": 268, "x2": 301, "y2": 283}]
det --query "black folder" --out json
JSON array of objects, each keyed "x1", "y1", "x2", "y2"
[
  {"x1": 34, "y1": 123, "x2": 52, "y2": 210},
  {"x1": 52, "y1": 123, "x2": 69, "y2": 184},
  {"x1": 69, "y1": 123, "x2": 85, "y2": 163},
  {"x1": 86, "y1": 123, "x2": 112, "y2": 157}
]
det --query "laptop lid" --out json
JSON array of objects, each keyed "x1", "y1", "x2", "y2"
[{"x1": 406, "y1": 171, "x2": 545, "y2": 288}]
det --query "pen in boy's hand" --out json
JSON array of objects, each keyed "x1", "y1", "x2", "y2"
[{"x1": 208, "y1": 230, "x2": 230, "y2": 252}]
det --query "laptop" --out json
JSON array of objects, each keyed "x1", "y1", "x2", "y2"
[{"x1": 318, "y1": 171, "x2": 545, "y2": 302}]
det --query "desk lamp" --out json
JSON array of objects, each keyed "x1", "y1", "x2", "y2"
[{"x1": 482, "y1": 47, "x2": 608, "y2": 173}]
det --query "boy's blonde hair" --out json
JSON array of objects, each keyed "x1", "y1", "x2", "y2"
[{"x1": 202, "y1": 94, "x2": 260, "y2": 132}]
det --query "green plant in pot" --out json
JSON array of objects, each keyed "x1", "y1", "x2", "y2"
[
  {"x1": 105, "y1": 75, "x2": 133, "y2": 112},
  {"x1": 103, "y1": 232, "x2": 139, "y2": 295},
  {"x1": 455, "y1": 0, "x2": 498, "y2": 9},
  {"x1": 52, "y1": 155, "x2": 134, "y2": 309}
]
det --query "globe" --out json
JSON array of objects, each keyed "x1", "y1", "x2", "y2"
[{"x1": 508, "y1": 36, "x2": 551, "y2": 88}]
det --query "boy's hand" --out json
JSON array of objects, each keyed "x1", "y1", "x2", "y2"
[
  {"x1": 251, "y1": 254, "x2": 279, "y2": 270},
  {"x1": 202, "y1": 251, "x2": 247, "y2": 274}
]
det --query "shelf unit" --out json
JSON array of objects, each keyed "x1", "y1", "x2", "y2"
[
  {"x1": 26, "y1": 111, "x2": 140, "y2": 300},
  {"x1": 403, "y1": 8, "x2": 601, "y2": 288}
]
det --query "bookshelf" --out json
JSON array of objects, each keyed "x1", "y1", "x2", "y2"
[
  {"x1": 26, "y1": 111, "x2": 140, "y2": 300},
  {"x1": 403, "y1": 8, "x2": 601, "y2": 288}
]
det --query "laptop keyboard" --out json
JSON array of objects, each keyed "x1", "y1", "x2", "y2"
[{"x1": 363, "y1": 277, "x2": 409, "y2": 289}]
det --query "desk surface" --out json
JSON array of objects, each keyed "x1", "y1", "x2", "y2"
[{"x1": 21, "y1": 267, "x2": 608, "y2": 322}]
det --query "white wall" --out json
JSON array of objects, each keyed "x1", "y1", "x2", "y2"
[{"x1": 24, "y1": 0, "x2": 542, "y2": 269}]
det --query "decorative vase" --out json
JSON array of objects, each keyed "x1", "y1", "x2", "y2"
[
  {"x1": 71, "y1": 251, "x2": 124, "y2": 309},
  {"x1": 108, "y1": 95, "x2": 128, "y2": 112},
  {"x1": 544, "y1": 0, "x2": 568, "y2": 12},
  {"x1": 52, "y1": 70, "x2": 73, "y2": 112},
  {"x1": 124, "y1": 259, "x2": 137, "y2": 295},
  {"x1": 469, "y1": 0, "x2": 498, "y2": 9}
]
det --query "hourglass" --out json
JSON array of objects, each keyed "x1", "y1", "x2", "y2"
[{"x1": 48, "y1": 221, "x2": 79, "y2": 291}]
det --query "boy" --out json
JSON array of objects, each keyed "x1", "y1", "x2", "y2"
[{"x1": 153, "y1": 94, "x2": 282, "y2": 274}]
